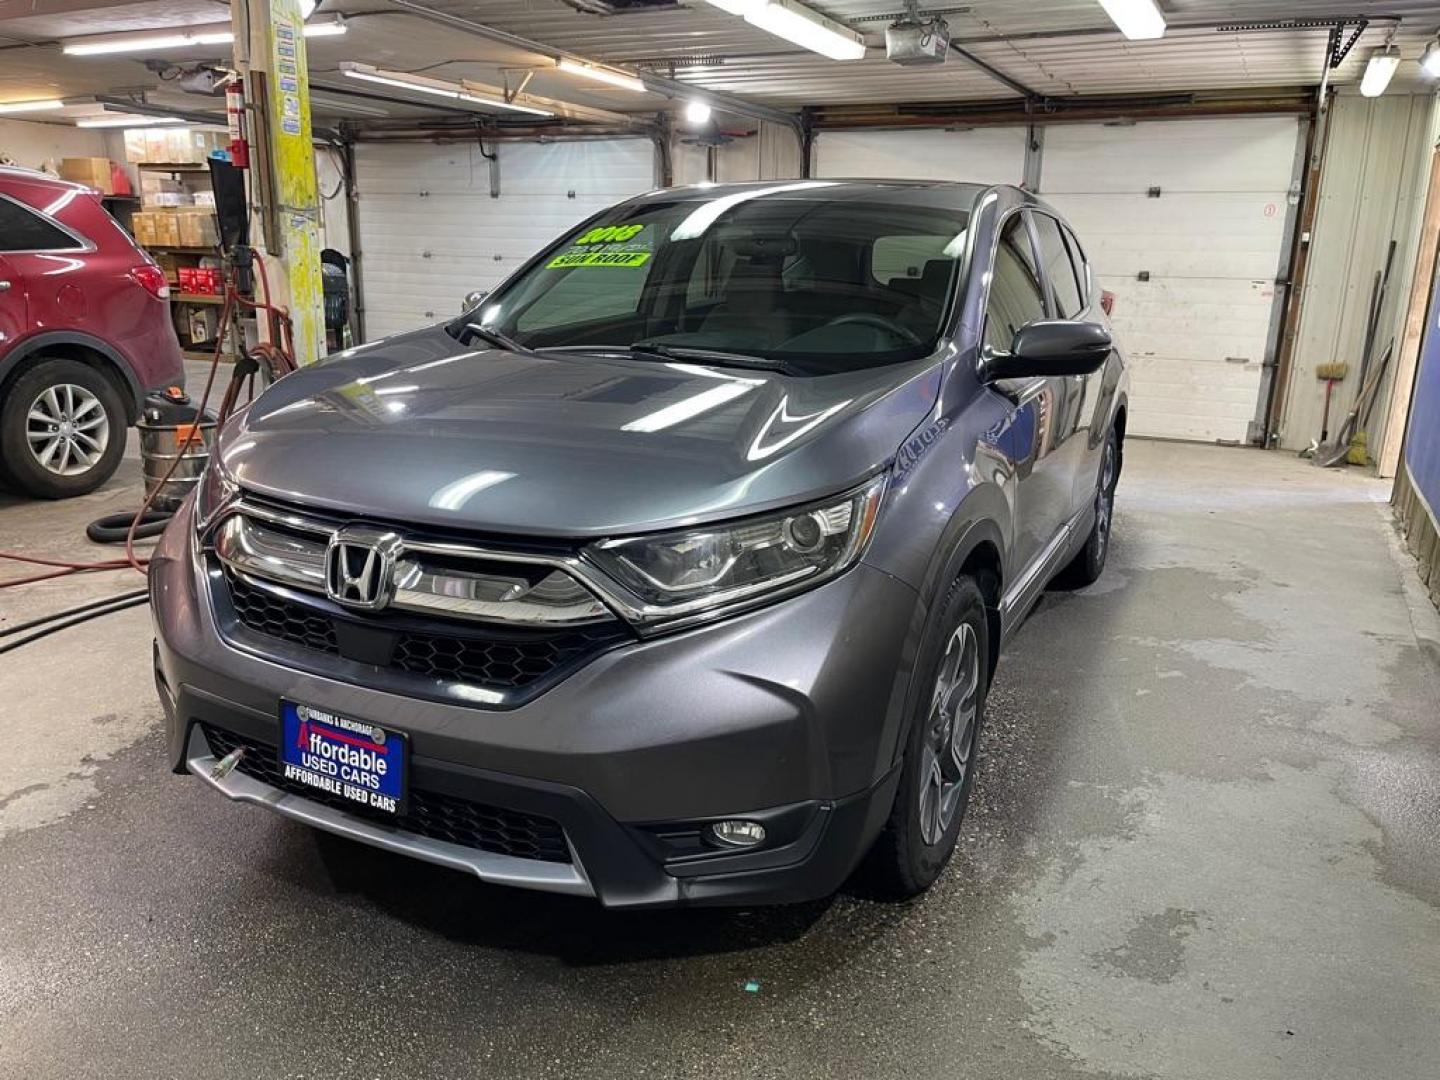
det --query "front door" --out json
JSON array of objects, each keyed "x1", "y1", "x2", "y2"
[{"x1": 981, "y1": 213, "x2": 1080, "y2": 579}]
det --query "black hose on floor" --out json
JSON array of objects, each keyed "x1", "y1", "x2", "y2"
[
  {"x1": 85, "y1": 509, "x2": 173, "y2": 544},
  {"x1": 0, "y1": 590, "x2": 150, "y2": 655}
]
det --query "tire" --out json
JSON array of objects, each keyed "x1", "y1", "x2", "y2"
[
  {"x1": 862, "y1": 574, "x2": 989, "y2": 900},
  {"x1": 1055, "y1": 424, "x2": 1120, "y2": 589},
  {"x1": 0, "y1": 357, "x2": 127, "y2": 499}
]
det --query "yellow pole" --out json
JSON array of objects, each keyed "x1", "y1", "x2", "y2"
[{"x1": 233, "y1": 0, "x2": 324, "y2": 365}]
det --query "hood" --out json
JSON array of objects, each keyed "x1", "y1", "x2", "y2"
[{"x1": 221, "y1": 327, "x2": 942, "y2": 539}]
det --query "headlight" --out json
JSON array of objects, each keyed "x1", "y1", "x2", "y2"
[
  {"x1": 586, "y1": 475, "x2": 885, "y2": 622},
  {"x1": 193, "y1": 456, "x2": 239, "y2": 532}
]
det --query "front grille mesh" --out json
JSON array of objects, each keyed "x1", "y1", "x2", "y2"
[
  {"x1": 228, "y1": 575, "x2": 340, "y2": 654},
  {"x1": 203, "y1": 724, "x2": 572, "y2": 863},
  {"x1": 224, "y1": 574, "x2": 624, "y2": 698}
]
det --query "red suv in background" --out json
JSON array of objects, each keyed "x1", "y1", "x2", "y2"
[{"x1": 0, "y1": 166, "x2": 184, "y2": 498}]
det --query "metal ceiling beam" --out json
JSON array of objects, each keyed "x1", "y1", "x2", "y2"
[
  {"x1": 947, "y1": 41, "x2": 1042, "y2": 102},
  {"x1": 93, "y1": 94, "x2": 342, "y2": 142},
  {"x1": 382, "y1": 0, "x2": 802, "y2": 133}
]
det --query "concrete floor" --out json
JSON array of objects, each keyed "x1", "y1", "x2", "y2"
[{"x1": 2, "y1": 437, "x2": 1439, "y2": 1080}]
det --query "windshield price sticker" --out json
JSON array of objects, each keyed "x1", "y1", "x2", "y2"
[
  {"x1": 547, "y1": 223, "x2": 650, "y2": 268},
  {"x1": 548, "y1": 250, "x2": 651, "y2": 269}
]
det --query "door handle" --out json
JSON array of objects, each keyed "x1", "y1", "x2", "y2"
[{"x1": 0, "y1": 281, "x2": 11, "y2": 291}]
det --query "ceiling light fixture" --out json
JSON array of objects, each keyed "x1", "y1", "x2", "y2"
[
  {"x1": 744, "y1": 0, "x2": 866, "y2": 60},
  {"x1": 339, "y1": 63, "x2": 553, "y2": 117},
  {"x1": 1420, "y1": 37, "x2": 1440, "y2": 79},
  {"x1": 703, "y1": 0, "x2": 865, "y2": 61},
  {"x1": 1360, "y1": 45, "x2": 1401, "y2": 97},
  {"x1": 684, "y1": 99, "x2": 713, "y2": 124},
  {"x1": 0, "y1": 99, "x2": 65, "y2": 114},
  {"x1": 62, "y1": 18, "x2": 345, "y2": 56},
  {"x1": 556, "y1": 59, "x2": 646, "y2": 93},
  {"x1": 76, "y1": 115, "x2": 186, "y2": 128},
  {"x1": 1096, "y1": 0, "x2": 1166, "y2": 41}
]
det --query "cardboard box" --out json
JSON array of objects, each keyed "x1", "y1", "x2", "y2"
[
  {"x1": 58, "y1": 157, "x2": 117, "y2": 195},
  {"x1": 131, "y1": 211, "x2": 156, "y2": 247},
  {"x1": 123, "y1": 129, "x2": 148, "y2": 164},
  {"x1": 153, "y1": 211, "x2": 181, "y2": 248},
  {"x1": 177, "y1": 210, "x2": 218, "y2": 248}
]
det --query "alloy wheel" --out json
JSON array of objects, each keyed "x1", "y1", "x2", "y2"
[
  {"x1": 1094, "y1": 436, "x2": 1117, "y2": 558},
  {"x1": 26, "y1": 383, "x2": 110, "y2": 477},
  {"x1": 917, "y1": 621, "x2": 980, "y2": 846}
]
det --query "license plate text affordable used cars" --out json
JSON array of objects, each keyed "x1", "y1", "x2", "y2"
[{"x1": 280, "y1": 701, "x2": 406, "y2": 814}]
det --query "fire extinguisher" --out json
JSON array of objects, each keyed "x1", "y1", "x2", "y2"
[{"x1": 226, "y1": 74, "x2": 250, "y2": 169}]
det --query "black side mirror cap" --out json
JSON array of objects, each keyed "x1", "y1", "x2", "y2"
[{"x1": 983, "y1": 319, "x2": 1113, "y2": 381}]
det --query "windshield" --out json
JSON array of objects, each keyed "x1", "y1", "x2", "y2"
[{"x1": 457, "y1": 187, "x2": 972, "y2": 374}]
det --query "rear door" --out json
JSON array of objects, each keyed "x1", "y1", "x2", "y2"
[{"x1": 0, "y1": 251, "x2": 27, "y2": 354}]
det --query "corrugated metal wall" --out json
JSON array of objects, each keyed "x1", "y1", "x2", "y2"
[{"x1": 1279, "y1": 93, "x2": 1440, "y2": 454}]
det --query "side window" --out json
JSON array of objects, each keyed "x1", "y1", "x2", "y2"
[
  {"x1": 984, "y1": 215, "x2": 1047, "y2": 354},
  {"x1": 0, "y1": 197, "x2": 80, "y2": 252},
  {"x1": 515, "y1": 266, "x2": 648, "y2": 332},
  {"x1": 1062, "y1": 225, "x2": 1091, "y2": 311},
  {"x1": 1032, "y1": 213, "x2": 1086, "y2": 318}
]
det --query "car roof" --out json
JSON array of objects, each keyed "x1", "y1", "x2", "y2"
[
  {"x1": 0, "y1": 165, "x2": 94, "y2": 196},
  {"x1": 631, "y1": 178, "x2": 998, "y2": 212}
]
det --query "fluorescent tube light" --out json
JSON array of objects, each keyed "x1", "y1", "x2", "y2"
[
  {"x1": 63, "y1": 19, "x2": 344, "y2": 56},
  {"x1": 303, "y1": 18, "x2": 348, "y2": 39},
  {"x1": 1360, "y1": 46, "x2": 1401, "y2": 97},
  {"x1": 1096, "y1": 0, "x2": 1165, "y2": 41},
  {"x1": 0, "y1": 99, "x2": 65, "y2": 114},
  {"x1": 743, "y1": 0, "x2": 866, "y2": 61},
  {"x1": 556, "y1": 59, "x2": 646, "y2": 93},
  {"x1": 76, "y1": 116, "x2": 186, "y2": 128},
  {"x1": 702, "y1": 0, "x2": 759, "y2": 13},
  {"x1": 339, "y1": 64, "x2": 553, "y2": 117}
]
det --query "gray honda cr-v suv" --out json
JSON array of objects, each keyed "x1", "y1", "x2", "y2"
[{"x1": 150, "y1": 180, "x2": 1127, "y2": 907}]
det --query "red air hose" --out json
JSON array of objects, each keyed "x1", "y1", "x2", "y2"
[{"x1": 1, "y1": 259, "x2": 297, "y2": 597}]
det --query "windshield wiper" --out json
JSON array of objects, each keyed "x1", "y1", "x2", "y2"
[
  {"x1": 625, "y1": 343, "x2": 790, "y2": 372},
  {"x1": 458, "y1": 321, "x2": 527, "y2": 353}
]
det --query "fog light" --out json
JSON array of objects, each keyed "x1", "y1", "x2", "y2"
[{"x1": 708, "y1": 820, "x2": 766, "y2": 848}]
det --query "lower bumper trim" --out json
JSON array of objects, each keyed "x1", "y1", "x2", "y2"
[{"x1": 184, "y1": 725, "x2": 594, "y2": 898}]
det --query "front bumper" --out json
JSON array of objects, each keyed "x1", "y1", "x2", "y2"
[{"x1": 149, "y1": 516, "x2": 919, "y2": 907}]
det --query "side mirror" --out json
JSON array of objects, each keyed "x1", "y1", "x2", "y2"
[
  {"x1": 462, "y1": 289, "x2": 488, "y2": 313},
  {"x1": 983, "y1": 319, "x2": 1112, "y2": 381}
]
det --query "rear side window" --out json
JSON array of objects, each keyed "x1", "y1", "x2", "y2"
[
  {"x1": 1032, "y1": 212, "x2": 1086, "y2": 318},
  {"x1": 0, "y1": 196, "x2": 81, "y2": 252},
  {"x1": 983, "y1": 214, "x2": 1047, "y2": 353},
  {"x1": 1063, "y1": 224, "x2": 1091, "y2": 309}
]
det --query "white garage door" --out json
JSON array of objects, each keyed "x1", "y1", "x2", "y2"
[
  {"x1": 1041, "y1": 117, "x2": 1302, "y2": 443},
  {"x1": 814, "y1": 127, "x2": 1026, "y2": 185},
  {"x1": 355, "y1": 139, "x2": 656, "y2": 341}
]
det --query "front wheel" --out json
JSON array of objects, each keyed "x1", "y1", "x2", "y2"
[
  {"x1": 0, "y1": 357, "x2": 126, "y2": 499},
  {"x1": 862, "y1": 575, "x2": 989, "y2": 899},
  {"x1": 1056, "y1": 425, "x2": 1119, "y2": 589}
]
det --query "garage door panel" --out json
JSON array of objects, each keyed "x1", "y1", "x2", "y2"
[
  {"x1": 1042, "y1": 117, "x2": 1301, "y2": 193},
  {"x1": 1044, "y1": 118, "x2": 1300, "y2": 442},
  {"x1": 356, "y1": 139, "x2": 655, "y2": 341},
  {"x1": 499, "y1": 141, "x2": 656, "y2": 195},
  {"x1": 1125, "y1": 356, "x2": 1264, "y2": 442},
  {"x1": 1050, "y1": 194, "x2": 1289, "y2": 279},
  {"x1": 814, "y1": 128, "x2": 1025, "y2": 185}
]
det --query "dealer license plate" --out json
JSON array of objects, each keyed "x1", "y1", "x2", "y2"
[{"x1": 279, "y1": 700, "x2": 407, "y2": 816}]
